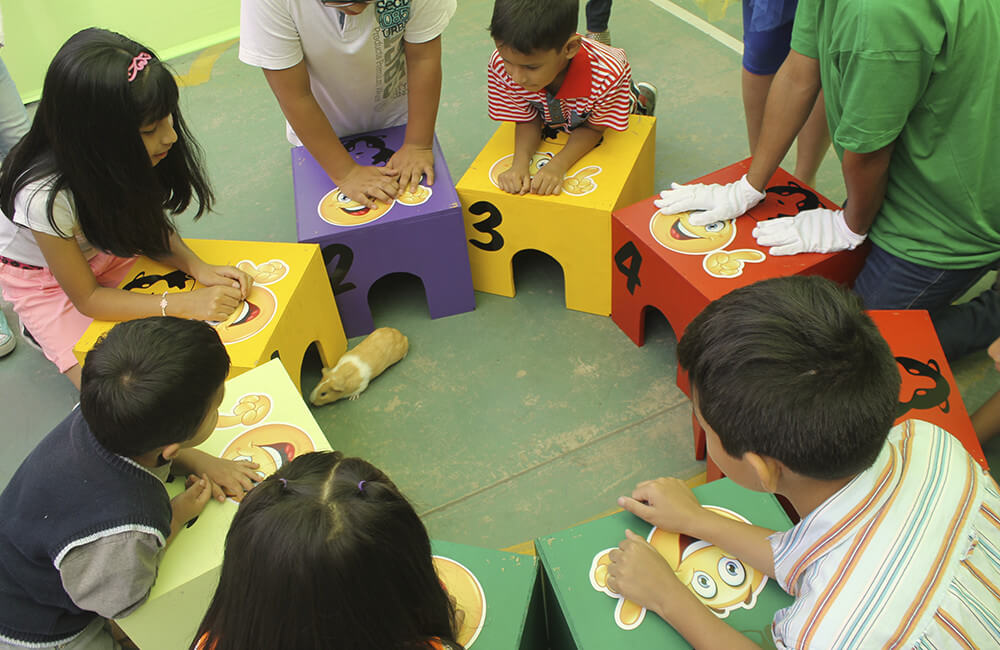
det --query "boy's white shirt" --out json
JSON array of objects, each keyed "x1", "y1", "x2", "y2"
[{"x1": 239, "y1": 0, "x2": 456, "y2": 145}]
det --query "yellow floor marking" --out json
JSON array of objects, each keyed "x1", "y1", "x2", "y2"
[{"x1": 174, "y1": 39, "x2": 238, "y2": 88}]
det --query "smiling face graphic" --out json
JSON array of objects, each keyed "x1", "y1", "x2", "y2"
[
  {"x1": 220, "y1": 423, "x2": 317, "y2": 500},
  {"x1": 649, "y1": 211, "x2": 736, "y2": 255},
  {"x1": 214, "y1": 286, "x2": 277, "y2": 345},
  {"x1": 433, "y1": 556, "x2": 486, "y2": 648},
  {"x1": 487, "y1": 151, "x2": 557, "y2": 188},
  {"x1": 318, "y1": 188, "x2": 393, "y2": 226}
]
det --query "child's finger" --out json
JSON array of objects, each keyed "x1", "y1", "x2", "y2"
[
  {"x1": 378, "y1": 166, "x2": 400, "y2": 177},
  {"x1": 424, "y1": 166, "x2": 435, "y2": 186},
  {"x1": 618, "y1": 495, "x2": 656, "y2": 523}
]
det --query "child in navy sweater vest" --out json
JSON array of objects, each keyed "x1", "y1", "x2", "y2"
[{"x1": 0, "y1": 318, "x2": 260, "y2": 649}]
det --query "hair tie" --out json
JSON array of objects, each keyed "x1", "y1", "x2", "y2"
[
  {"x1": 357, "y1": 480, "x2": 366, "y2": 492},
  {"x1": 127, "y1": 52, "x2": 152, "y2": 82},
  {"x1": 278, "y1": 478, "x2": 288, "y2": 488}
]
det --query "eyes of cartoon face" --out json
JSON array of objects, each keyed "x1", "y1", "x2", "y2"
[
  {"x1": 691, "y1": 571, "x2": 718, "y2": 599},
  {"x1": 704, "y1": 221, "x2": 725, "y2": 232},
  {"x1": 337, "y1": 192, "x2": 350, "y2": 203},
  {"x1": 718, "y1": 558, "x2": 746, "y2": 587},
  {"x1": 535, "y1": 158, "x2": 549, "y2": 169}
]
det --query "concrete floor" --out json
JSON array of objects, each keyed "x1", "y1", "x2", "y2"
[{"x1": 2, "y1": 0, "x2": 998, "y2": 551}]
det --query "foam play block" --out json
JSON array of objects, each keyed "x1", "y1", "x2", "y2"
[
  {"x1": 456, "y1": 116, "x2": 656, "y2": 316},
  {"x1": 431, "y1": 539, "x2": 545, "y2": 650},
  {"x1": 536, "y1": 478, "x2": 794, "y2": 650},
  {"x1": 611, "y1": 158, "x2": 867, "y2": 348},
  {"x1": 293, "y1": 125, "x2": 475, "y2": 338},
  {"x1": 115, "y1": 359, "x2": 333, "y2": 650},
  {"x1": 698, "y1": 309, "x2": 988, "y2": 481},
  {"x1": 72, "y1": 239, "x2": 347, "y2": 393}
]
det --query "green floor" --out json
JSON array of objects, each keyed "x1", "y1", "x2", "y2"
[{"x1": 2, "y1": 0, "x2": 999, "y2": 551}]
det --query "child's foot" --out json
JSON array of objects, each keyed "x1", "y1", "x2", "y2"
[
  {"x1": 635, "y1": 82, "x2": 657, "y2": 117},
  {"x1": 0, "y1": 311, "x2": 15, "y2": 357},
  {"x1": 585, "y1": 30, "x2": 611, "y2": 45}
]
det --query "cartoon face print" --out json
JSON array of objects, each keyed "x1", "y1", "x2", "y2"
[
  {"x1": 590, "y1": 506, "x2": 767, "y2": 630},
  {"x1": 342, "y1": 134, "x2": 396, "y2": 167},
  {"x1": 396, "y1": 184, "x2": 433, "y2": 206},
  {"x1": 650, "y1": 211, "x2": 736, "y2": 255},
  {"x1": 220, "y1": 423, "x2": 317, "y2": 500},
  {"x1": 433, "y1": 556, "x2": 486, "y2": 648},
  {"x1": 318, "y1": 188, "x2": 394, "y2": 227},
  {"x1": 763, "y1": 182, "x2": 822, "y2": 220},
  {"x1": 488, "y1": 151, "x2": 602, "y2": 196},
  {"x1": 213, "y1": 260, "x2": 289, "y2": 345}
]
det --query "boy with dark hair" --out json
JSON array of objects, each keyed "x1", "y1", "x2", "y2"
[
  {"x1": 487, "y1": 0, "x2": 655, "y2": 196},
  {"x1": 0, "y1": 318, "x2": 260, "y2": 650},
  {"x1": 605, "y1": 276, "x2": 1000, "y2": 648}
]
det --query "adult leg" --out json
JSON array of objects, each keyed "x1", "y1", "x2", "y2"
[
  {"x1": 929, "y1": 287, "x2": 1000, "y2": 361},
  {"x1": 585, "y1": 0, "x2": 613, "y2": 44},
  {"x1": 0, "y1": 55, "x2": 29, "y2": 158},
  {"x1": 853, "y1": 242, "x2": 995, "y2": 359}
]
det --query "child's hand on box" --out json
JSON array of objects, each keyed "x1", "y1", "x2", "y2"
[
  {"x1": 618, "y1": 477, "x2": 705, "y2": 536},
  {"x1": 174, "y1": 449, "x2": 260, "y2": 502},
  {"x1": 170, "y1": 474, "x2": 214, "y2": 528},
  {"x1": 606, "y1": 529, "x2": 683, "y2": 617},
  {"x1": 388, "y1": 144, "x2": 435, "y2": 192},
  {"x1": 530, "y1": 159, "x2": 567, "y2": 196},
  {"x1": 497, "y1": 164, "x2": 532, "y2": 194}
]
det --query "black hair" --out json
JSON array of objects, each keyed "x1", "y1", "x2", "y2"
[
  {"x1": 489, "y1": 0, "x2": 579, "y2": 54},
  {"x1": 677, "y1": 276, "x2": 900, "y2": 480},
  {"x1": 195, "y1": 451, "x2": 462, "y2": 650},
  {"x1": 0, "y1": 28, "x2": 214, "y2": 258},
  {"x1": 80, "y1": 317, "x2": 229, "y2": 457}
]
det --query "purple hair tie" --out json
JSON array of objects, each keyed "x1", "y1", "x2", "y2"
[
  {"x1": 358, "y1": 480, "x2": 367, "y2": 492},
  {"x1": 127, "y1": 52, "x2": 152, "y2": 82},
  {"x1": 278, "y1": 478, "x2": 288, "y2": 488}
]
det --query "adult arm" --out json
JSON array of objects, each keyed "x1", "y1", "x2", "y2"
[
  {"x1": 746, "y1": 50, "x2": 822, "y2": 192},
  {"x1": 841, "y1": 142, "x2": 894, "y2": 235},
  {"x1": 262, "y1": 62, "x2": 398, "y2": 207},
  {"x1": 389, "y1": 36, "x2": 443, "y2": 190}
]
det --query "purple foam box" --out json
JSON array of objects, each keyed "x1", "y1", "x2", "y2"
[{"x1": 293, "y1": 125, "x2": 475, "y2": 338}]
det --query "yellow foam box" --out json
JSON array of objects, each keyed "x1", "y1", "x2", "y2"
[
  {"x1": 115, "y1": 359, "x2": 333, "y2": 650},
  {"x1": 73, "y1": 239, "x2": 347, "y2": 393},
  {"x1": 456, "y1": 116, "x2": 655, "y2": 316}
]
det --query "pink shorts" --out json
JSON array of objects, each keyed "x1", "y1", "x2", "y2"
[{"x1": 0, "y1": 252, "x2": 135, "y2": 372}]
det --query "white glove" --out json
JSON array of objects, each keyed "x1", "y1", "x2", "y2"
[
  {"x1": 653, "y1": 174, "x2": 766, "y2": 226},
  {"x1": 752, "y1": 208, "x2": 867, "y2": 256}
]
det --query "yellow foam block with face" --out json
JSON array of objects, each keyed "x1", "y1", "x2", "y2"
[{"x1": 114, "y1": 360, "x2": 333, "y2": 650}]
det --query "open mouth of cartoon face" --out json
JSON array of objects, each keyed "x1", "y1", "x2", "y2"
[
  {"x1": 221, "y1": 424, "x2": 317, "y2": 501},
  {"x1": 650, "y1": 211, "x2": 736, "y2": 255},
  {"x1": 214, "y1": 287, "x2": 277, "y2": 345},
  {"x1": 318, "y1": 189, "x2": 392, "y2": 226}
]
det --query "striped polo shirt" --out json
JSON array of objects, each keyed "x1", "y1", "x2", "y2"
[
  {"x1": 768, "y1": 419, "x2": 1000, "y2": 648},
  {"x1": 487, "y1": 38, "x2": 633, "y2": 133}
]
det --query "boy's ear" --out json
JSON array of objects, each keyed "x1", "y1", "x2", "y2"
[
  {"x1": 563, "y1": 34, "x2": 582, "y2": 58},
  {"x1": 745, "y1": 452, "x2": 782, "y2": 493},
  {"x1": 160, "y1": 442, "x2": 183, "y2": 462}
]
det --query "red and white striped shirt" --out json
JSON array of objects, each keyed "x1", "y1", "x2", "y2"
[{"x1": 487, "y1": 38, "x2": 633, "y2": 133}]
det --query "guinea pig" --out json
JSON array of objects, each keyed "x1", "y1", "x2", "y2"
[{"x1": 309, "y1": 327, "x2": 409, "y2": 406}]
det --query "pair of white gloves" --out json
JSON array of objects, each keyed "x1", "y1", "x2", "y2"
[{"x1": 653, "y1": 174, "x2": 867, "y2": 255}]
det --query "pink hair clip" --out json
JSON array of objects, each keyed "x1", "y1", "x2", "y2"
[{"x1": 127, "y1": 52, "x2": 152, "y2": 82}]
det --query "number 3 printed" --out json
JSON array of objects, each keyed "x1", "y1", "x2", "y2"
[{"x1": 468, "y1": 201, "x2": 505, "y2": 252}]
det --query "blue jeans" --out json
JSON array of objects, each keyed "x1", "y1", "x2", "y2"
[
  {"x1": 0, "y1": 56, "x2": 29, "y2": 159},
  {"x1": 586, "y1": 0, "x2": 613, "y2": 32},
  {"x1": 854, "y1": 242, "x2": 1000, "y2": 360}
]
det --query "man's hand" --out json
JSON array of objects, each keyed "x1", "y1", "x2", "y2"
[
  {"x1": 388, "y1": 143, "x2": 435, "y2": 192},
  {"x1": 753, "y1": 208, "x2": 867, "y2": 256},
  {"x1": 497, "y1": 163, "x2": 532, "y2": 194},
  {"x1": 530, "y1": 159, "x2": 568, "y2": 195},
  {"x1": 618, "y1": 477, "x2": 706, "y2": 536},
  {"x1": 337, "y1": 164, "x2": 400, "y2": 208},
  {"x1": 606, "y1": 529, "x2": 684, "y2": 616},
  {"x1": 655, "y1": 174, "x2": 766, "y2": 226}
]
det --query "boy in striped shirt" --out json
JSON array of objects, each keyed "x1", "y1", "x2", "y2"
[
  {"x1": 604, "y1": 276, "x2": 1000, "y2": 648},
  {"x1": 487, "y1": 0, "x2": 655, "y2": 196}
]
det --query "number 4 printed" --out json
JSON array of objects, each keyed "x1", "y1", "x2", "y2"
[{"x1": 614, "y1": 241, "x2": 642, "y2": 294}]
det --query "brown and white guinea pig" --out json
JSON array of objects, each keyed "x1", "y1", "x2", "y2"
[{"x1": 309, "y1": 327, "x2": 409, "y2": 406}]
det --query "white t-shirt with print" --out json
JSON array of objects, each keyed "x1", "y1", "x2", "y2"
[
  {"x1": 0, "y1": 177, "x2": 95, "y2": 267},
  {"x1": 239, "y1": 0, "x2": 456, "y2": 145}
]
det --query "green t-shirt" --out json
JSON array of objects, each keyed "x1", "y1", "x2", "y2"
[{"x1": 791, "y1": 0, "x2": 1000, "y2": 269}]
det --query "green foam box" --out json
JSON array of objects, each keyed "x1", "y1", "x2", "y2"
[
  {"x1": 115, "y1": 359, "x2": 333, "y2": 650},
  {"x1": 430, "y1": 539, "x2": 546, "y2": 650},
  {"x1": 536, "y1": 479, "x2": 794, "y2": 649}
]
